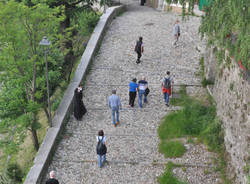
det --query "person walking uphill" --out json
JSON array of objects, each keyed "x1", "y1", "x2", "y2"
[
  {"x1": 134, "y1": 37, "x2": 144, "y2": 64},
  {"x1": 73, "y1": 84, "x2": 87, "y2": 120},
  {"x1": 108, "y1": 90, "x2": 122, "y2": 127},
  {"x1": 96, "y1": 130, "x2": 107, "y2": 168},
  {"x1": 162, "y1": 71, "x2": 173, "y2": 107},
  {"x1": 173, "y1": 20, "x2": 180, "y2": 47},
  {"x1": 46, "y1": 171, "x2": 59, "y2": 184},
  {"x1": 138, "y1": 76, "x2": 148, "y2": 108},
  {"x1": 129, "y1": 78, "x2": 138, "y2": 107}
]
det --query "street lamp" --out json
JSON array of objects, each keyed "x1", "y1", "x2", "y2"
[{"x1": 39, "y1": 36, "x2": 52, "y2": 127}]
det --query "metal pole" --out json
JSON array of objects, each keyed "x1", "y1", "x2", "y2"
[
  {"x1": 104, "y1": 0, "x2": 106, "y2": 13},
  {"x1": 45, "y1": 49, "x2": 52, "y2": 127}
]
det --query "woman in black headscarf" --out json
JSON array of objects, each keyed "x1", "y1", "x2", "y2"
[{"x1": 74, "y1": 84, "x2": 87, "y2": 120}]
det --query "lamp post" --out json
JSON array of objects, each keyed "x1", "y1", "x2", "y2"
[{"x1": 39, "y1": 36, "x2": 52, "y2": 127}]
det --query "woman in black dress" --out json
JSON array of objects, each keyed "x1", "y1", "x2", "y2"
[{"x1": 74, "y1": 85, "x2": 87, "y2": 120}]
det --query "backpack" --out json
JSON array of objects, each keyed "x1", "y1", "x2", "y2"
[
  {"x1": 134, "y1": 41, "x2": 141, "y2": 52},
  {"x1": 163, "y1": 77, "x2": 171, "y2": 89},
  {"x1": 96, "y1": 137, "x2": 107, "y2": 155}
]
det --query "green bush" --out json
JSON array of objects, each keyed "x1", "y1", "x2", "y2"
[
  {"x1": 6, "y1": 163, "x2": 23, "y2": 183},
  {"x1": 159, "y1": 141, "x2": 186, "y2": 158},
  {"x1": 72, "y1": 11, "x2": 100, "y2": 36},
  {"x1": 200, "y1": 118, "x2": 224, "y2": 152}
]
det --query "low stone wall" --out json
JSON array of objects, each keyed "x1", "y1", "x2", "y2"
[
  {"x1": 23, "y1": 5, "x2": 125, "y2": 184},
  {"x1": 204, "y1": 48, "x2": 250, "y2": 184}
]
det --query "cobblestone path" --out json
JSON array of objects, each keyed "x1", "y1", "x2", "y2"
[{"x1": 43, "y1": 1, "x2": 220, "y2": 184}]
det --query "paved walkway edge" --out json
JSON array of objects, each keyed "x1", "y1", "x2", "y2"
[{"x1": 24, "y1": 5, "x2": 126, "y2": 184}]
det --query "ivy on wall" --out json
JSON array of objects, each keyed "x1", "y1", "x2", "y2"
[{"x1": 165, "y1": 0, "x2": 250, "y2": 70}]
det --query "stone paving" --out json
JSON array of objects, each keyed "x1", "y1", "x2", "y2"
[{"x1": 43, "y1": 1, "x2": 221, "y2": 184}]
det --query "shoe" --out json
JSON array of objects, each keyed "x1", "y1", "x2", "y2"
[
  {"x1": 166, "y1": 103, "x2": 169, "y2": 107},
  {"x1": 114, "y1": 123, "x2": 117, "y2": 127},
  {"x1": 104, "y1": 160, "x2": 109, "y2": 165},
  {"x1": 116, "y1": 121, "x2": 119, "y2": 126}
]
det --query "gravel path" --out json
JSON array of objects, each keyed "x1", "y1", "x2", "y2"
[{"x1": 43, "y1": 1, "x2": 221, "y2": 184}]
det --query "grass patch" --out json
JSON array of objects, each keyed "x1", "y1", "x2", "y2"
[
  {"x1": 158, "y1": 162, "x2": 187, "y2": 184},
  {"x1": 157, "y1": 87, "x2": 230, "y2": 183},
  {"x1": 159, "y1": 140, "x2": 186, "y2": 158}
]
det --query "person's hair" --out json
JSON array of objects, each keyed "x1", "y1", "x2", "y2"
[
  {"x1": 132, "y1": 78, "x2": 137, "y2": 83},
  {"x1": 112, "y1": 89, "x2": 116, "y2": 94},
  {"x1": 139, "y1": 37, "x2": 143, "y2": 42},
  {"x1": 176, "y1": 19, "x2": 179, "y2": 23},
  {"x1": 98, "y1": 130, "x2": 104, "y2": 136},
  {"x1": 167, "y1": 71, "x2": 170, "y2": 75}
]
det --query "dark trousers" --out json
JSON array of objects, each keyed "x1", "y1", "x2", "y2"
[
  {"x1": 136, "y1": 52, "x2": 142, "y2": 63},
  {"x1": 129, "y1": 91, "x2": 136, "y2": 107}
]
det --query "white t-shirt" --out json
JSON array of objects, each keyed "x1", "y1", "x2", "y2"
[{"x1": 96, "y1": 136, "x2": 106, "y2": 143}]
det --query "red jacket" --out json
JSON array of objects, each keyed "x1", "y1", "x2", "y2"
[{"x1": 162, "y1": 87, "x2": 171, "y2": 95}]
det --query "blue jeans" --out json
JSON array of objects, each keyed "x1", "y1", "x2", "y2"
[
  {"x1": 138, "y1": 90, "x2": 147, "y2": 108},
  {"x1": 164, "y1": 92, "x2": 170, "y2": 104},
  {"x1": 98, "y1": 154, "x2": 106, "y2": 168},
  {"x1": 111, "y1": 107, "x2": 119, "y2": 125}
]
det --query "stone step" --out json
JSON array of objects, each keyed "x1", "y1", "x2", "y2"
[
  {"x1": 67, "y1": 109, "x2": 170, "y2": 133},
  {"x1": 46, "y1": 160, "x2": 163, "y2": 184}
]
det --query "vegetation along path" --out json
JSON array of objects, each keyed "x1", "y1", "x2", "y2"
[{"x1": 43, "y1": 1, "x2": 221, "y2": 183}]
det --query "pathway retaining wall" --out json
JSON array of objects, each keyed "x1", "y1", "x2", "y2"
[
  {"x1": 204, "y1": 48, "x2": 250, "y2": 184},
  {"x1": 24, "y1": 5, "x2": 125, "y2": 184}
]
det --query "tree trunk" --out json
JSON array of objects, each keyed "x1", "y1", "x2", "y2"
[
  {"x1": 60, "y1": 9, "x2": 75, "y2": 82},
  {"x1": 30, "y1": 126, "x2": 39, "y2": 151},
  {"x1": 43, "y1": 106, "x2": 50, "y2": 122}
]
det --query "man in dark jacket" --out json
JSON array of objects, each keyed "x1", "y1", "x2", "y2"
[
  {"x1": 46, "y1": 171, "x2": 59, "y2": 184},
  {"x1": 135, "y1": 37, "x2": 144, "y2": 64}
]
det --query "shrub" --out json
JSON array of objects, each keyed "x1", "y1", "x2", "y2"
[{"x1": 6, "y1": 163, "x2": 23, "y2": 183}]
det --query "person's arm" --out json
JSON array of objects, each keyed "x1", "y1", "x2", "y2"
[{"x1": 141, "y1": 45, "x2": 144, "y2": 53}]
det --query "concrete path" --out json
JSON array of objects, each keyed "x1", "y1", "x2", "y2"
[{"x1": 43, "y1": 1, "x2": 220, "y2": 184}]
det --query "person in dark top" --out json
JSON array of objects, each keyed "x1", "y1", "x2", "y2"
[
  {"x1": 129, "y1": 78, "x2": 138, "y2": 107},
  {"x1": 74, "y1": 84, "x2": 87, "y2": 120},
  {"x1": 46, "y1": 171, "x2": 59, "y2": 184},
  {"x1": 134, "y1": 37, "x2": 144, "y2": 64}
]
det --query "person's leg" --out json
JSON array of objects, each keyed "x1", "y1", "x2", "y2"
[
  {"x1": 103, "y1": 154, "x2": 106, "y2": 162},
  {"x1": 166, "y1": 92, "x2": 170, "y2": 105},
  {"x1": 137, "y1": 52, "x2": 141, "y2": 63},
  {"x1": 98, "y1": 155, "x2": 102, "y2": 168},
  {"x1": 111, "y1": 109, "x2": 116, "y2": 125},
  {"x1": 173, "y1": 35, "x2": 178, "y2": 46},
  {"x1": 116, "y1": 109, "x2": 119, "y2": 123},
  {"x1": 164, "y1": 92, "x2": 167, "y2": 103},
  {"x1": 138, "y1": 90, "x2": 143, "y2": 108},
  {"x1": 129, "y1": 91, "x2": 132, "y2": 106},
  {"x1": 131, "y1": 92, "x2": 136, "y2": 107}
]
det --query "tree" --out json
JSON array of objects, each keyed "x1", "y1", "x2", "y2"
[
  {"x1": 44, "y1": 0, "x2": 98, "y2": 82},
  {"x1": 0, "y1": 1, "x2": 63, "y2": 152}
]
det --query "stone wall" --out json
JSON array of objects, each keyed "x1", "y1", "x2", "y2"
[
  {"x1": 204, "y1": 48, "x2": 250, "y2": 184},
  {"x1": 23, "y1": 5, "x2": 125, "y2": 184}
]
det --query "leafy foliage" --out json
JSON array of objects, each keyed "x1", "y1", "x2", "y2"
[
  {"x1": 199, "y1": 0, "x2": 249, "y2": 69},
  {"x1": 0, "y1": 0, "x2": 63, "y2": 155}
]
